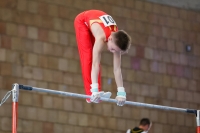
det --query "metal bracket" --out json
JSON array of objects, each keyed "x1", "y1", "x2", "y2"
[
  {"x1": 12, "y1": 83, "x2": 19, "y2": 102},
  {"x1": 197, "y1": 110, "x2": 200, "y2": 126}
]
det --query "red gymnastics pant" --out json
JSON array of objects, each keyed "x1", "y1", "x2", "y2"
[{"x1": 74, "y1": 12, "x2": 101, "y2": 96}]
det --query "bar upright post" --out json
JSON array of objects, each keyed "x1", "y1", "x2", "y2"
[
  {"x1": 12, "y1": 84, "x2": 19, "y2": 133},
  {"x1": 197, "y1": 110, "x2": 200, "y2": 133}
]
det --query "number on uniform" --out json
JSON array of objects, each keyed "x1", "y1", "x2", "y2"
[{"x1": 99, "y1": 15, "x2": 117, "y2": 27}]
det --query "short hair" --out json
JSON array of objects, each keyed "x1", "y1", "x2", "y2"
[
  {"x1": 139, "y1": 118, "x2": 150, "y2": 126},
  {"x1": 113, "y1": 30, "x2": 131, "y2": 51}
]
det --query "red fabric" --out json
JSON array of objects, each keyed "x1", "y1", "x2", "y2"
[
  {"x1": 74, "y1": 12, "x2": 101, "y2": 96},
  {"x1": 83, "y1": 10, "x2": 118, "y2": 41},
  {"x1": 197, "y1": 127, "x2": 200, "y2": 133}
]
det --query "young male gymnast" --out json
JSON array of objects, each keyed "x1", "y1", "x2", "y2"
[{"x1": 74, "y1": 10, "x2": 131, "y2": 106}]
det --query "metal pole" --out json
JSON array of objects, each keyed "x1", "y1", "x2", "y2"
[
  {"x1": 197, "y1": 110, "x2": 200, "y2": 133},
  {"x1": 18, "y1": 84, "x2": 197, "y2": 115},
  {"x1": 12, "y1": 83, "x2": 19, "y2": 133}
]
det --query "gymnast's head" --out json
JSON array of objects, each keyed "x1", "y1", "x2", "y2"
[{"x1": 107, "y1": 30, "x2": 131, "y2": 54}]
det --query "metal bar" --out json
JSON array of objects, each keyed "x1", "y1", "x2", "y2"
[
  {"x1": 12, "y1": 84, "x2": 19, "y2": 133},
  {"x1": 18, "y1": 84, "x2": 197, "y2": 114}
]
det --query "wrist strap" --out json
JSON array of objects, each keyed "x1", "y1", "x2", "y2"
[
  {"x1": 117, "y1": 91, "x2": 126, "y2": 97},
  {"x1": 90, "y1": 83, "x2": 98, "y2": 88},
  {"x1": 91, "y1": 88, "x2": 98, "y2": 92},
  {"x1": 117, "y1": 87, "x2": 125, "y2": 92},
  {"x1": 90, "y1": 83, "x2": 99, "y2": 92}
]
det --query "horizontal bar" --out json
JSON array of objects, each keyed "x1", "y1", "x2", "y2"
[{"x1": 18, "y1": 84, "x2": 197, "y2": 115}]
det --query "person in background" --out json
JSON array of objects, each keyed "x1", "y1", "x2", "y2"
[{"x1": 126, "y1": 118, "x2": 152, "y2": 133}]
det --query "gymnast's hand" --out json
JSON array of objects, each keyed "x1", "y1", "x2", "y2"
[
  {"x1": 90, "y1": 83, "x2": 103, "y2": 103},
  {"x1": 90, "y1": 92, "x2": 101, "y2": 103},
  {"x1": 116, "y1": 95, "x2": 126, "y2": 106},
  {"x1": 115, "y1": 87, "x2": 126, "y2": 106}
]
